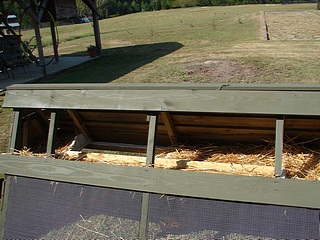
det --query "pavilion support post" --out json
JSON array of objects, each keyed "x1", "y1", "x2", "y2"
[
  {"x1": 92, "y1": 0, "x2": 102, "y2": 55},
  {"x1": 50, "y1": 21, "x2": 59, "y2": 63},
  {"x1": 34, "y1": 24, "x2": 47, "y2": 77},
  {"x1": 15, "y1": 0, "x2": 38, "y2": 22},
  {"x1": 139, "y1": 113, "x2": 158, "y2": 240}
]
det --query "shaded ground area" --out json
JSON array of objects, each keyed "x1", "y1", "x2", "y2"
[{"x1": 0, "y1": 56, "x2": 96, "y2": 91}]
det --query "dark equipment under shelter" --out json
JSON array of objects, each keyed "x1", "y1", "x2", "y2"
[{"x1": 0, "y1": 0, "x2": 101, "y2": 77}]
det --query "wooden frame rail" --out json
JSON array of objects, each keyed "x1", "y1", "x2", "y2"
[
  {"x1": 3, "y1": 84, "x2": 320, "y2": 115},
  {"x1": 0, "y1": 155, "x2": 319, "y2": 209}
]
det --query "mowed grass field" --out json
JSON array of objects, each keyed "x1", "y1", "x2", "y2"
[
  {"x1": 35, "y1": 3, "x2": 320, "y2": 84},
  {"x1": 0, "y1": 3, "x2": 319, "y2": 152}
]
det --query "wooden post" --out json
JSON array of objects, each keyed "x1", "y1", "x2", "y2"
[
  {"x1": 92, "y1": 0, "x2": 102, "y2": 55},
  {"x1": 139, "y1": 113, "x2": 158, "y2": 240},
  {"x1": 8, "y1": 110, "x2": 21, "y2": 153},
  {"x1": 50, "y1": 21, "x2": 59, "y2": 63},
  {"x1": 46, "y1": 111, "x2": 59, "y2": 157},
  {"x1": 160, "y1": 112, "x2": 178, "y2": 145},
  {"x1": 275, "y1": 116, "x2": 285, "y2": 177},
  {"x1": 34, "y1": 23, "x2": 47, "y2": 77},
  {"x1": 0, "y1": 175, "x2": 11, "y2": 240},
  {"x1": 145, "y1": 113, "x2": 158, "y2": 167},
  {"x1": 22, "y1": 121, "x2": 29, "y2": 148}
]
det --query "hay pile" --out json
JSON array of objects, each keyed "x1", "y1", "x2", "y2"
[
  {"x1": 14, "y1": 137, "x2": 320, "y2": 180},
  {"x1": 40, "y1": 214, "x2": 274, "y2": 240}
]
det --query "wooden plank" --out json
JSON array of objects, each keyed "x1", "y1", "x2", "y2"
[
  {"x1": 5, "y1": 83, "x2": 320, "y2": 91},
  {"x1": 85, "y1": 122, "x2": 149, "y2": 132},
  {"x1": 0, "y1": 155, "x2": 319, "y2": 209},
  {"x1": 46, "y1": 112, "x2": 58, "y2": 156},
  {"x1": 0, "y1": 176, "x2": 10, "y2": 240},
  {"x1": 55, "y1": 112, "x2": 320, "y2": 134},
  {"x1": 275, "y1": 117, "x2": 284, "y2": 177},
  {"x1": 67, "y1": 110, "x2": 92, "y2": 140},
  {"x1": 146, "y1": 114, "x2": 158, "y2": 167},
  {"x1": 139, "y1": 192, "x2": 150, "y2": 240},
  {"x1": 79, "y1": 111, "x2": 147, "y2": 123},
  {"x1": 285, "y1": 118, "x2": 320, "y2": 130},
  {"x1": 175, "y1": 126, "x2": 275, "y2": 136},
  {"x1": 8, "y1": 110, "x2": 21, "y2": 153},
  {"x1": 172, "y1": 114, "x2": 277, "y2": 128},
  {"x1": 3, "y1": 88, "x2": 320, "y2": 116},
  {"x1": 160, "y1": 112, "x2": 178, "y2": 145},
  {"x1": 139, "y1": 114, "x2": 158, "y2": 240},
  {"x1": 87, "y1": 141, "x2": 149, "y2": 152}
]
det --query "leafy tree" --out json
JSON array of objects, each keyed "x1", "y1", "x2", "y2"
[
  {"x1": 123, "y1": 1, "x2": 131, "y2": 14},
  {"x1": 76, "y1": 0, "x2": 91, "y2": 16},
  {"x1": 106, "y1": 0, "x2": 119, "y2": 17},
  {"x1": 141, "y1": 1, "x2": 147, "y2": 11},
  {"x1": 117, "y1": 1, "x2": 124, "y2": 15},
  {"x1": 156, "y1": 0, "x2": 162, "y2": 10},
  {"x1": 131, "y1": 0, "x2": 141, "y2": 12},
  {"x1": 161, "y1": 0, "x2": 172, "y2": 9}
]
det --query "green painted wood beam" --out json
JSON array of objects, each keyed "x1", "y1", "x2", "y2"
[
  {"x1": 139, "y1": 192, "x2": 151, "y2": 240},
  {"x1": 0, "y1": 155, "x2": 319, "y2": 209},
  {"x1": 5, "y1": 83, "x2": 320, "y2": 91},
  {"x1": 0, "y1": 176, "x2": 11, "y2": 239},
  {"x1": 139, "y1": 113, "x2": 158, "y2": 239},
  {"x1": 8, "y1": 110, "x2": 21, "y2": 153},
  {"x1": 46, "y1": 111, "x2": 58, "y2": 156},
  {"x1": 3, "y1": 87, "x2": 320, "y2": 116},
  {"x1": 275, "y1": 117, "x2": 285, "y2": 177},
  {"x1": 146, "y1": 114, "x2": 158, "y2": 167}
]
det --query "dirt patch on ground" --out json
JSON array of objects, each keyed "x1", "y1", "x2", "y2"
[
  {"x1": 265, "y1": 10, "x2": 320, "y2": 40},
  {"x1": 187, "y1": 59, "x2": 261, "y2": 83}
]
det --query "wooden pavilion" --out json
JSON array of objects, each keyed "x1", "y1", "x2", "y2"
[{"x1": 0, "y1": 0, "x2": 101, "y2": 76}]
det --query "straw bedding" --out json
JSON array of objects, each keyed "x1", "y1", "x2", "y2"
[{"x1": 15, "y1": 136, "x2": 320, "y2": 180}]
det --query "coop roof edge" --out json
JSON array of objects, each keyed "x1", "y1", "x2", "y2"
[{"x1": 3, "y1": 83, "x2": 320, "y2": 116}]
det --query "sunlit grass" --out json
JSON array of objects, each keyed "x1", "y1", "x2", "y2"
[{"x1": 46, "y1": 4, "x2": 319, "y2": 84}]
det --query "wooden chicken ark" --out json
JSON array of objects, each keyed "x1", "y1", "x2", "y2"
[{"x1": 0, "y1": 83, "x2": 319, "y2": 239}]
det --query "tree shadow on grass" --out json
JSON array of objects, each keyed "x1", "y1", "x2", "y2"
[{"x1": 46, "y1": 42, "x2": 183, "y2": 83}]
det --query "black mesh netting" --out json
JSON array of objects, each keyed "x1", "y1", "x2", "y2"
[
  {"x1": 3, "y1": 176, "x2": 320, "y2": 239},
  {"x1": 4, "y1": 176, "x2": 142, "y2": 239},
  {"x1": 148, "y1": 194, "x2": 320, "y2": 239}
]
